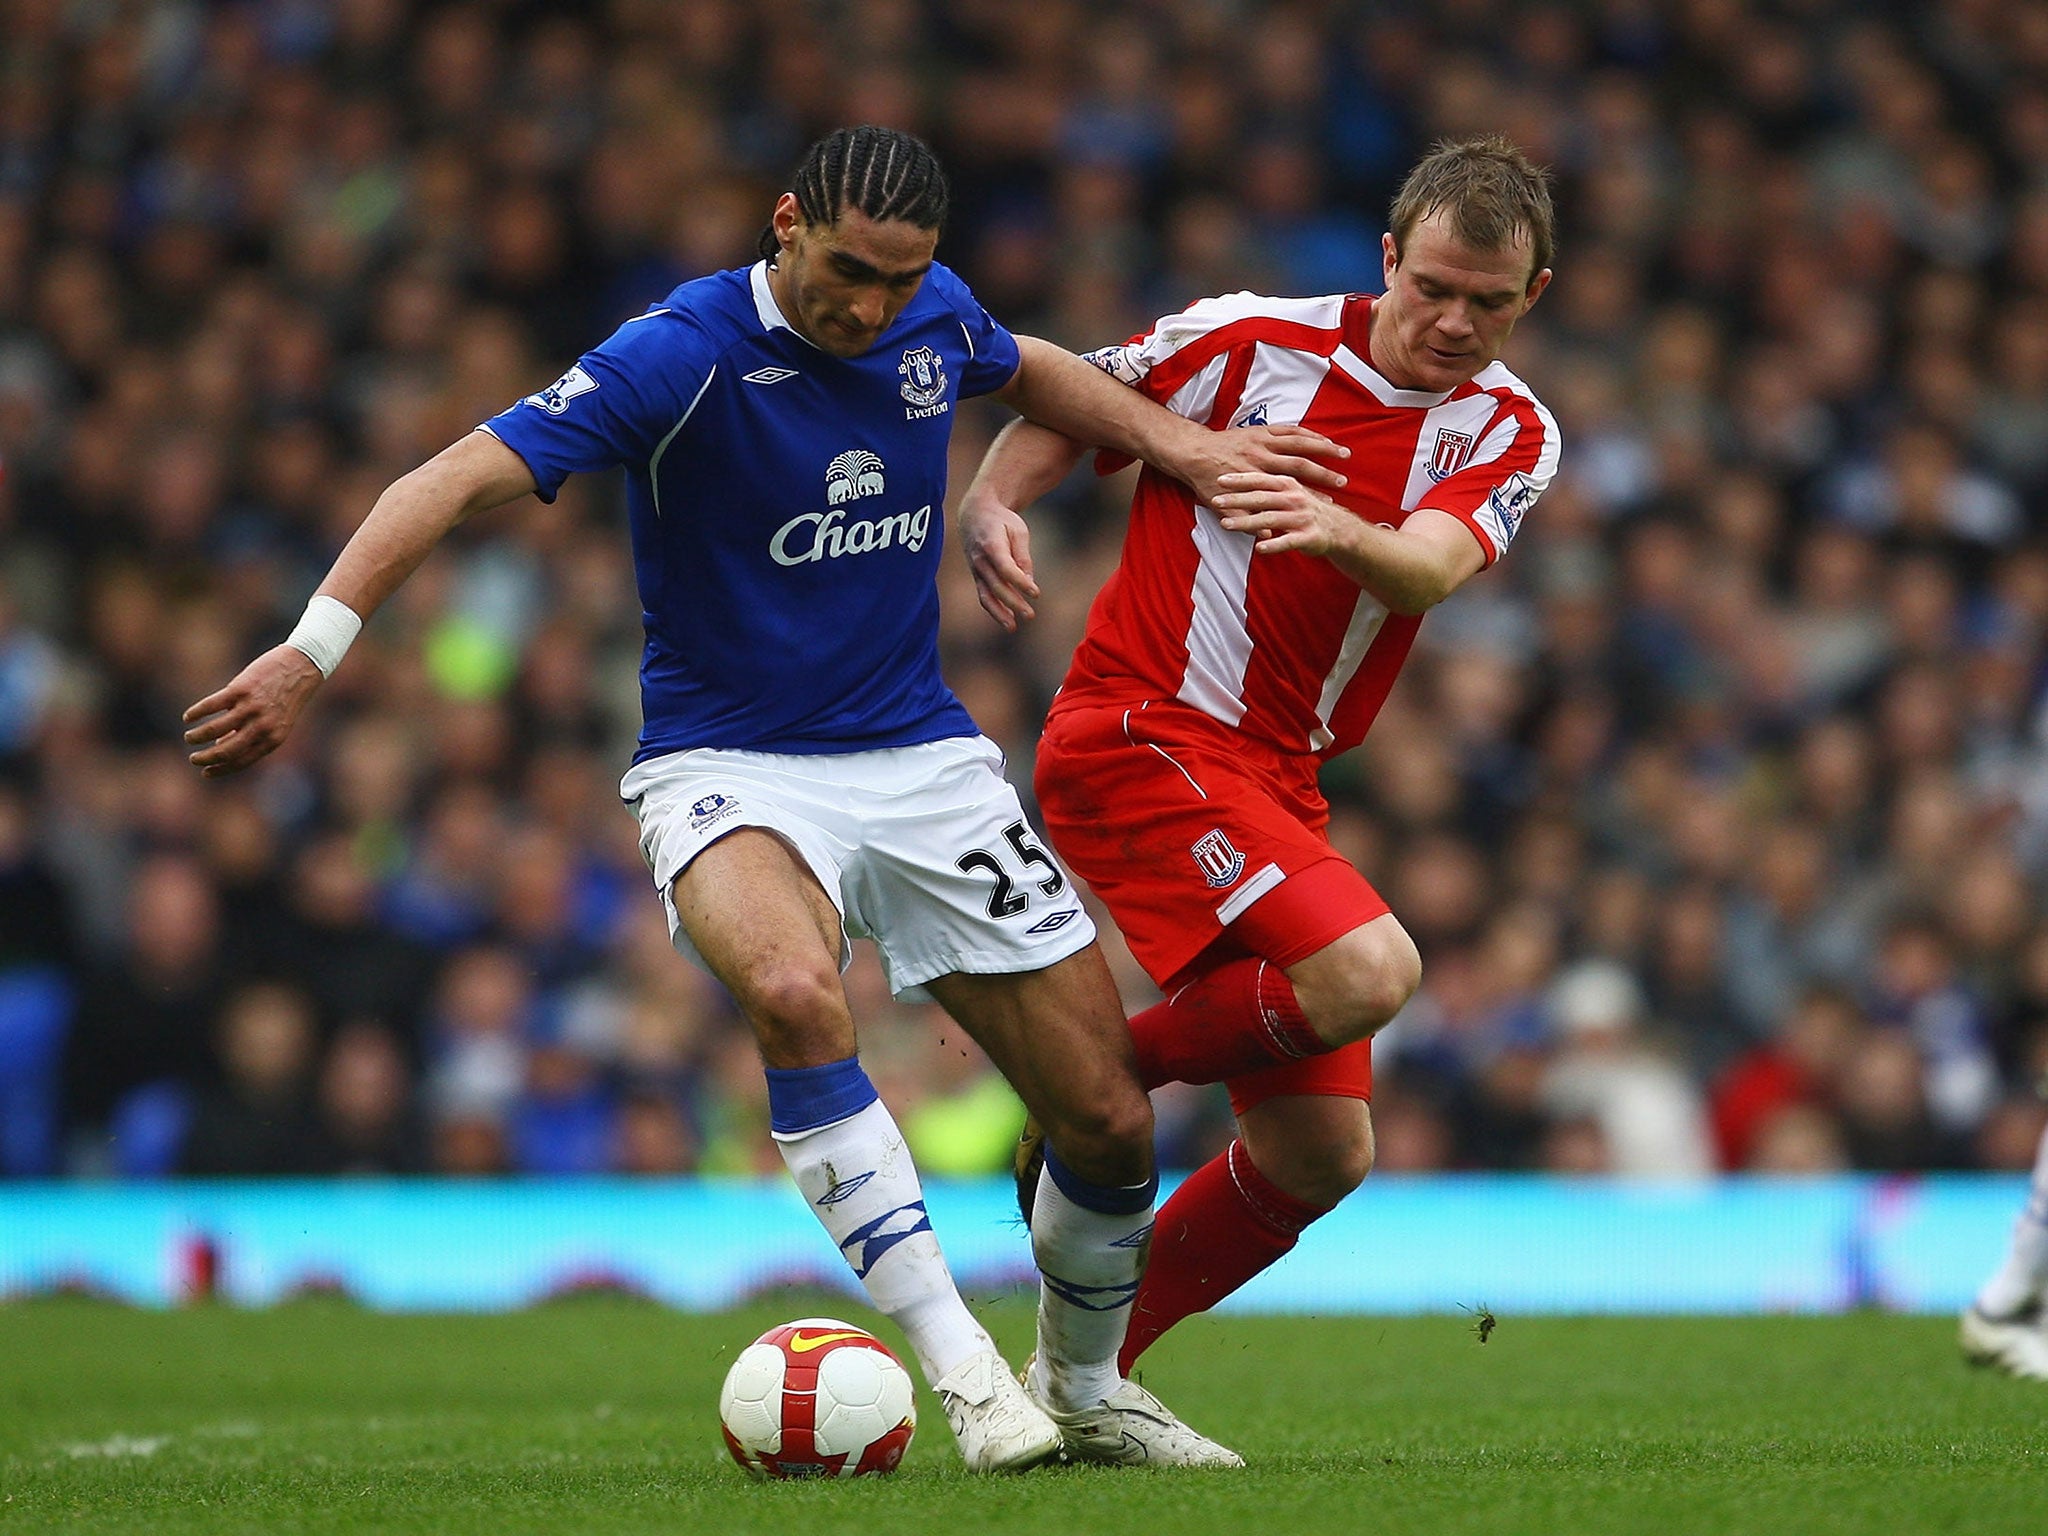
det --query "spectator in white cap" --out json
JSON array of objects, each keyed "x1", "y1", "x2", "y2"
[{"x1": 1540, "y1": 959, "x2": 1716, "y2": 1178}]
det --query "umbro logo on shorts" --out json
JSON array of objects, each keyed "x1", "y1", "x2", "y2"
[{"x1": 1026, "y1": 909, "x2": 1081, "y2": 935}]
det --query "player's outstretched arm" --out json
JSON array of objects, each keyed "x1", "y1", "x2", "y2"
[
  {"x1": 1212, "y1": 473, "x2": 1487, "y2": 615},
  {"x1": 954, "y1": 419, "x2": 1089, "y2": 631},
  {"x1": 995, "y1": 337, "x2": 1349, "y2": 509},
  {"x1": 183, "y1": 431, "x2": 538, "y2": 777}
]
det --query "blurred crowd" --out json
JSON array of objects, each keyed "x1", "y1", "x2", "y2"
[{"x1": 3, "y1": 0, "x2": 2048, "y2": 1182}]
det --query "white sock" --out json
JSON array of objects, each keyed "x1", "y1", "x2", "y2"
[
  {"x1": 1027, "y1": 1149, "x2": 1155, "y2": 1412},
  {"x1": 775, "y1": 1098, "x2": 992, "y2": 1383},
  {"x1": 1977, "y1": 1118, "x2": 2048, "y2": 1319}
]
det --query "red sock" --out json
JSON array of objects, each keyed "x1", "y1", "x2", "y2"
[
  {"x1": 1120, "y1": 1139, "x2": 1330, "y2": 1372},
  {"x1": 1127, "y1": 957, "x2": 1327, "y2": 1090}
]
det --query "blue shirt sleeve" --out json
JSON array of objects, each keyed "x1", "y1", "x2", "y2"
[
  {"x1": 926, "y1": 264, "x2": 1020, "y2": 399},
  {"x1": 480, "y1": 307, "x2": 716, "y2": 503}
]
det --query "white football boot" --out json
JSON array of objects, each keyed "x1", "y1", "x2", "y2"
[
  {"x1": 1022, "y1": 1358, "x2": 1245, "y2": 1468},
  {"x1": 1960, "y1": 1304, "x2": 2048, "y2": 1381},
  {"x1": 931, "y1": 1349, "x2": 1064, "y2": 1472}
]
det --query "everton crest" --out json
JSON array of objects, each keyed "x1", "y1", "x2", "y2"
[{"x1": 898, "y1": 345, "x2": 948, "y2": 408}]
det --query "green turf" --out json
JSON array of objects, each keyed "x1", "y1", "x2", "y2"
[{"x1": 1, "y1": 1295, "x2": 2042, "y2": 1535}]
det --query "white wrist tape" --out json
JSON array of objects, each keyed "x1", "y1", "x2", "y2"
[{"x1": 284, "y1": 595, "x2": 363, "y2": 678}]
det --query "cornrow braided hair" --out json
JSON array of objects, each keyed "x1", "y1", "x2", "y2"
[{"x1": 758, "y1": 125, "x2": 951, "y2": 262}]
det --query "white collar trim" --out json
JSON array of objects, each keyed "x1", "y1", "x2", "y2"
[
  {"x1": 750, "y1": 260, "x2": 826, "y2": 352},
  {"x1": 1330, "y1": 343, "x2": 1454, "y2": 408}
]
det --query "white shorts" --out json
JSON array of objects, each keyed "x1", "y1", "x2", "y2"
[{"x1": 620, "y1": 735, "x2": 1096, "y2": 1000}]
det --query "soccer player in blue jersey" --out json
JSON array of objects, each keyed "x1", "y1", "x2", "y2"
[{"x1": 186, "y1": 127, "x2": 1347, "y2": 1471}]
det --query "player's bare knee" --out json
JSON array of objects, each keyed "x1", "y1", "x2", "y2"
[
  {"x1": 1102, "y1": 1082, "x2": 1155, "y2": 1157},
  {"x1": 1296, "y1": 923, "x2": 1422, "y2": 1047},
  {"x1": 740, "y1": 964, "x2": 849, "y2": 1056},
  {"x1": 1044, "y1": 1085, "x2": 1154, "y2": 1187},
  {"x1": 1356, "y1": 935, "x2": 1422, "y2": 1033},
  {"x1": 1076, "y1": 1085, "x2": 1155, "y2": 1162},
  {"x1": 1321, "y1": 1120, "x2": 1376, "y2": 1195},
  {"x1": 1249, "y1": 1109, "x2": 1375, "y2": 1208}
]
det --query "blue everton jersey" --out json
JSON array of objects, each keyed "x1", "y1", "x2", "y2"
[{"x1": 482, "y1": 260, "x2": 1020, "y2": 760}]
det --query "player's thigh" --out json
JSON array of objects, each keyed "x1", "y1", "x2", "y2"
[
  {"x1": 1268, "y1": 905, "x2": 1419, "y2": 1045},
  {"x1": 625, "y1": 750, "x2": 858, "y2": 1063},
  {"x1": 851, "y1": 735, "x2": 1096, "y2": 999},
  {"x1": 1038, "y1": 703, "x2": 1373, "y2": 989},
  {"x1": 669, "y1": 827, "x2": 842, "y2": 992},
  {"x1": 671, "y1": 829, "x2": 854, "y2": 1066},
  {"x1": 1236, "y1": 1090, "x2": 1377, "y2": 1207}
]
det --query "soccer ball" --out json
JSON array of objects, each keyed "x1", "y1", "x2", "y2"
[{"x1": 718, "y1": 1317, "x2": 917, "y2": 1478}]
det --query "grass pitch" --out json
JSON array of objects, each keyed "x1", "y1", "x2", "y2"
[{"x1": 2, "y1": 1295, "x2": 2042, "y2": 1535}]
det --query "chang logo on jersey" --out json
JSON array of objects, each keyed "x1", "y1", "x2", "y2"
[
  {"x1": 524, "y1": 365, "x2": 598, "y2": 415},
  {"x1": 775, "y1": 450, "x2": 928, "y2": 564},
  {"x1": 825, "y1": 449, "x2": 886, "y2": 505},
  {"x1": 770, "y1": 504, "x2": 934, "y2": 566}
]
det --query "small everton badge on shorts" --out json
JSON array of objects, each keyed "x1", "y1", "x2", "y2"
[
  {"x1": 689, "y1": 793, "x2": 739, "y2": 830},
  {"x1": 1191, "y1": 829, "x2": 1246, "y2": 889}
]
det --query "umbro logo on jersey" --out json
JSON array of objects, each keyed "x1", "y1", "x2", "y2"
[
  {"x1": 1191, "y1": 830, "x2": 1245, "y2": 889},
  {"x1": 524, "y1": 365, "x2": 598, "y2": 415},
  {"x1": 742, "y1": 366, "x2": 799, "y2": 385},
  {"x1": 826, "y1": 449, "x2": 886, "y2": 505}
]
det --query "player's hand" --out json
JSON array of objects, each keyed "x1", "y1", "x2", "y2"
[
  {"x1": 1174, "y1": 423, "x2": 1349, "y2": 508},
  {"x1": 956, "y1": 493, "x2": 1039, "y2": 631},
  {"x1": 182, "y1": 644, "x2": 324, "y2": 777},
  {"x1": 1211, "y1": 472, "x2": 1355, "y2": 559}
]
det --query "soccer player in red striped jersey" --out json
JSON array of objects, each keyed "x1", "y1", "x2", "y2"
[{"x1": 960, "y1": 137, "x2": 1558, "y2": 1372}]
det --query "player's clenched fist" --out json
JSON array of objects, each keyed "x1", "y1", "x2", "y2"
[{"x1": 182, "y1": 645, "x2": 323, "y2": 777}]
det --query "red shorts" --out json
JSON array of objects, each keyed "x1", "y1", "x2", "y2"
[{"x1": 1035, "y1": 699, "x2": 1385, "y2": 1109}]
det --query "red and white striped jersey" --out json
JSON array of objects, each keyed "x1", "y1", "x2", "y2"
[{"x1": 1055, "y1": 290, "x2": 1559, "y2": 761}]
